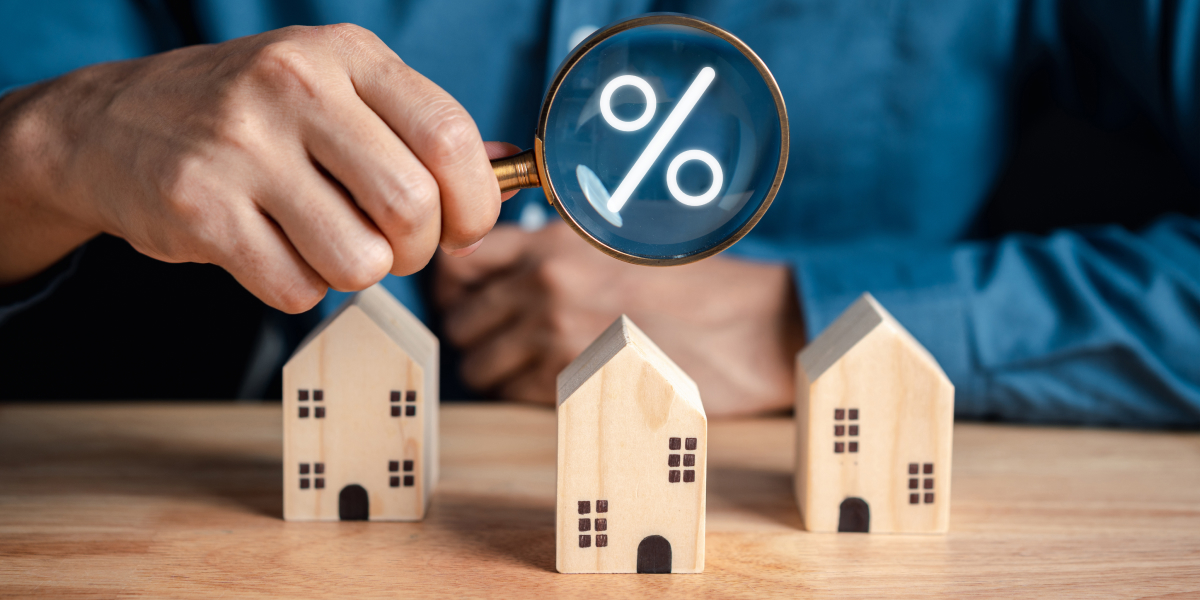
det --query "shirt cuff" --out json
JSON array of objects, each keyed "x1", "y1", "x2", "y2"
[{"x1": 0, "y1": 246, "x2": 85, "y2": 326}]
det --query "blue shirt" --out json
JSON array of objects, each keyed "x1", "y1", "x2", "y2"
[{"x1": 1, "y1": 0, "x2": 1197, "y2": 426}]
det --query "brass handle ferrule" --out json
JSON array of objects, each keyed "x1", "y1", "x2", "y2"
[{"x1": 492, "y1": 149, "x2": 540, "y2": 194}]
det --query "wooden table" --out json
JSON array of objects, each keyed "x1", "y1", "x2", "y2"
[{"x1": 1, "y1": 403, "x2": 1198, "y2": 598}]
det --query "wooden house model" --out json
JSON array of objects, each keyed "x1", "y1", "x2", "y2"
[
  {"x1": 282, "y1": 283, "x2": 438, "y2": 522},
  {"x1": 794, "y1": 293, "x2": 953, "y2": 533},
  {"x1": 556, "y1": 315, "x2": 706, "y2": 574}
]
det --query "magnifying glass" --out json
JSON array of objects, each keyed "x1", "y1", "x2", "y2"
[{"x1": 492, "y1": 13, "x2": 789, "y2": 266}]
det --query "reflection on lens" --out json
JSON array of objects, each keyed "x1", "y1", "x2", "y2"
[{"x1": 542, "y1": 18, "x2": 785, "y2": 263}]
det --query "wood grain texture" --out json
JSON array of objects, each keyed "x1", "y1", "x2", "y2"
[
  {"x1": 282, "y1": 284, "x2": 438, "y2": 521},
  {"x1": 1, "y1": 403, "x2": 1198, "y2": 598},
  {"x1": 797, "y1": 293, "x2": 954, "y2": 533},
  {"x1": 556, "y1": 316, "x2": 706, "y2": 573}
]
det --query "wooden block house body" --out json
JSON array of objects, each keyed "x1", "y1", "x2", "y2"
[
  {"x1": 795, "y1": 293, "x2": 953, "y2": 533},
  {"x1": 556, "y1": 316, "x2": 706, "y2": 574},
  {"x1": 283, "y1": 284, "x2": 438, "y2": 521}
]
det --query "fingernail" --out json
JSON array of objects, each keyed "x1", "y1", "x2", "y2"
[{"x1": 443, "y1": 239, "x2": 484, "y2": 258}]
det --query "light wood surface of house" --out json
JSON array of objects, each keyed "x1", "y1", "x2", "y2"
[
  {"x1": 556, "y1": 315, "x2": 706, "y2": 574},
  {"x1": 2, "y1": 402, "x2": 1199, "y2": 598},
  {"x1": 282, "y1": 284, "x2": 438, "y2": 521},
  {"x1": 797, "y1": 293, "x2": 954, "y2": 533}
]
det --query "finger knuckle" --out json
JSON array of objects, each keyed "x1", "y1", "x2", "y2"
[
  {"x1": 317, "y1": 22, "x2": 374, "y2": 46},
  {"x1": 375, "y1": 171, "x2": 440, "y2": 238},
  {"x1": 424, "y1": 108, "x2": 480, "y2": 167},
  {"x1": 248, "y1": 40, "x2": 322, "y2": 95}
]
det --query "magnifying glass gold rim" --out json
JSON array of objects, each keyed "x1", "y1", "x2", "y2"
[{"x1": 493, "y1": 13, "x2": 790, "y2": 267}]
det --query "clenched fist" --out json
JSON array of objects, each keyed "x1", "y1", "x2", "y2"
[
  {"x1": 435, "y1": 222, "x2": 806, "y2": 417},
  {"x1": 0, "y1": 24, "x2": 514, "y2": 312}
]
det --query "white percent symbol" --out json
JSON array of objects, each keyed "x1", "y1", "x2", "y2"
[{"x1": 579, "y1": 66, "x2": 722, "y2": 227}]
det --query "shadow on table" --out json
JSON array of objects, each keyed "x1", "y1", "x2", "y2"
[
  {"x1": 707, "y1": 466, "x2": 804, "y2": 530},
  {"x1": 431, "y1": 495, "x2": 557, "y2": 572},
  {"x1": 2, "y1": 427, "x2": 282, "y2": 519}
]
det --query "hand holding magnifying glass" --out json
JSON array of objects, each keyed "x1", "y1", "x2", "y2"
[{"x1": 491, "y1": 14, "x2": 789, "y2": 266}]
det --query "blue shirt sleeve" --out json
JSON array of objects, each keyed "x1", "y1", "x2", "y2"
[
  {"x1": 784, "y1": 215, "x2": 1200, "y2": 427},
  {"x1": 759, "y1": 1, "x2": 1200, "y2": 427},
  {"x1": 729, "y1": 0, "x2": 1200, "y2": 427}
]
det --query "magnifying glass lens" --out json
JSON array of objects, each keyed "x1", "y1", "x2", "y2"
[{"x1": 499, "y1": 16, "x2": 787, "y2": 265}]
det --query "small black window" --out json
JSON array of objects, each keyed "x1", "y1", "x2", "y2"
[
  {"x1": 389, "y1": 461, "x2": 400, "y2": 472},
  {"x1": 579, "y1": 535, "x2": 591, "y2": 548},
  {"x1": 924, "y1": 463, "x2": 934, "y2": 474},
  {"x1": 668, "y1": 454, "x2": 680, "y2": 467},
  {"x1": 849, "y1": 442, "x2": 858, "y2": 453},
  {"x1": 299, "y1": 390, "x2": 309, "y2": 401},
  {"x1": 314, "y1": 463, "x2": 324, "y2": 474},
  {"x1": 834, "y1": 408, "x2": 845, "y2": 420},
  {"x1": 596, "y1": 500, "x2": 608, "y2": 513},
  {"x1": 925, "y1": 493, "x2": 935, "y2": 504},
  {"x1": 315, "y1": 407, "x2": 325, "y2": 418},
  {"x1": 406, "y1": 391, "x2": 417, "y2": 402},
  {"x1": 596, "y1": 534, "x2": 608, "y2": 547},
  {"x1": 848, "y1": 409, "x2": 858, "y2": 420},
  {"x1": 390, "y1": 391, "x2": 401, "y2": 402},
  {"x1": 909, "y1": 463, "x2": 919, "y2": 475},
  {"x1": 403, "y1": 475, "x2": 414, "y2": 487},
  {"x1": 578, "y1": 518, "x2": 590, "y2": 532},
  {"x1": 403, "y1": 460, "x2": 414, "y2": 472},
  {"x1": 595, "y1": 518, "x2": 607, "y2": 531},
  {"x1": 683, "y1": 470, "x2": 695, "y2": 482},
  {"x1": 390, "y1": 476, "x2": 400, "y2": 487},
  {"x1": 299, "y1": 463, "x2": 310, "y2": 475},
  {"x1": 835, "y1": 425, "x2": 845, "y2": 436},
  {"x1": 669, "y1": 470, "x2": 681, "y2": 483},
  {"x1": 685, "y1": 438, "x2": 697, "y2": 450},
  {"x1": 848, "y1": 425, "x2": 859, "y2": 436},
  {"x1": 669, "y1": 437, "x2": 681, "y2": 450},
  {"x1": 313, "y1": 390, "x2": 324, "y2": 401},
  {"x1": 924, "y1": 478, "x2": 934, "y2": 489},
  {"x1": 405, "y1": 405, "x2": 416, "y2": 417},
  {"x1": 683, "y1": 454, "x2": 695, "y2": 467},
  {"x1": 578, "y1": 501, "x2": 590, "y2": 514},
  {"x1": 910, "y1": 493, "x2": 919, "y2": 504},
  {"x1": 834, "y1": 442, "x2": 844, "y2": 453},
  {"x1": 391, "y1": 406, "x2": 401, "y2": 417},
  {"x1": 314, "y1": 478, "x2": 324, "y2": 489},
  {"x1": 299, "y1": 407, "x2": 309, "y2": 418},
  {"x1": 300, "y1": 478, "x2": 310, "y2": 489},
  {"x1": 909, "y1": 478, "x2": 918, "y2": 489}
]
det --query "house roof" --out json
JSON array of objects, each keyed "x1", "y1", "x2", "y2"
[
  {"x1": 556, "y1": 315, "x2": 704, "y2": 416},
  {"x1": 799, "y1": 292, "x2": 947, "y2": 383},
  {"x1": 291, "y1": 283, "x2": 437, "y2": 367}
]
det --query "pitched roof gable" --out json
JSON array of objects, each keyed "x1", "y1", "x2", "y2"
[
  {"x1": 557, "y1": 315, "x2": 704, "y2": 416},
  {"x1": 799, "y1": 293, "x2": 947, "y2": 383},
  {"x1": 292, "y1": 283, "x2": 436, "y2": 367}
]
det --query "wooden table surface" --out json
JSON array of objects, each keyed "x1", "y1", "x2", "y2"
[{"x1": 1, "y1": 403, "x2": 1198, "y2": 599}]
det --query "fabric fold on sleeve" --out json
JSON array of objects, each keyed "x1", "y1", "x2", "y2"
[{"x1": 732, "y1": 211, "x2": 1200, "y2": 427}]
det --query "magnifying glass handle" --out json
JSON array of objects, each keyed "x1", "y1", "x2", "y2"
[{"x1": 491, "y1": 149, "x2": 540, "y2": 194}]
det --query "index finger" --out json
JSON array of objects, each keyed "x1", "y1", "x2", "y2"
[{"x1": 340, "y1": 30, "x2": 500, "y2": 252}]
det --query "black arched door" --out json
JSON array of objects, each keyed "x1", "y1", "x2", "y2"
[
  {"x1": 838, "y1": 497, "x2": 869, "y2": 532},
  {"x1": 339, "y1": 484, "x2": 369, "y2": 521},
  {"x1": 636, "y1": 535, "x2": 672, "y2": 573}
]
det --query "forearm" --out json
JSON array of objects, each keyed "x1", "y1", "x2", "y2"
[{"x1": 0, "y1": 77, "x2": 102, "y2": 284}]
